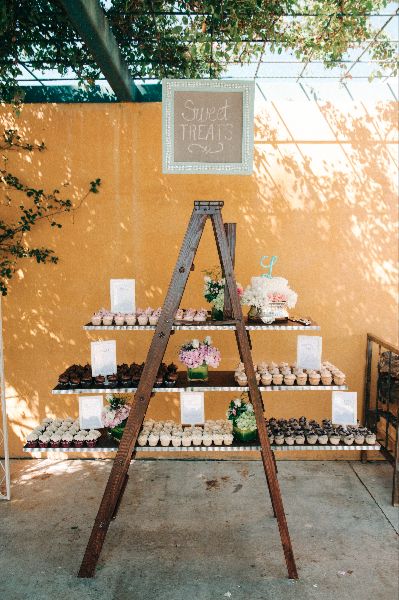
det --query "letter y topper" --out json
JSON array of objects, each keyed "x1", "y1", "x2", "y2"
[{"x1": 260, "y1": 255, "x2": 278, "y2": 278}]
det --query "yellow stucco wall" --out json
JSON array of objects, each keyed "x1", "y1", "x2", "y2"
[{"x1": 1, "y1": 99, "x2": 398, "y2": 458}]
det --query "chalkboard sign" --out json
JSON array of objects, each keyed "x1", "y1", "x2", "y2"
[{"x1": 162, "y1": 79, "x2": 254, "y2": 175}]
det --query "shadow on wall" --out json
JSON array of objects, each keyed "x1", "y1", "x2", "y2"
[{"x1": 0, "y1": 98, "x2": 398, "y2": 455}]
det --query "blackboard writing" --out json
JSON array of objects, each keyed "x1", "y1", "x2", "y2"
[{"x1": 174, "y1": 91, "x2": 243, "y2": 163}]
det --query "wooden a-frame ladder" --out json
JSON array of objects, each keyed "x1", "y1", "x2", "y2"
[{"x1": 78, "y1": 201, "x2": 298, "y2": 580}]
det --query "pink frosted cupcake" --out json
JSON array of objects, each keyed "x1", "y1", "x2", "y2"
[
  {"x1": 137, "y1": 313, "x2": 149, "y2": 326},
  {"x1": 114, "y1": 313, "x2": 125, "y2": 326},
  {"x1": 125, "y1": 313, "x2": 136, "y2": 325},
  {"x1": 102, "y1": 312, "x2": 114, "y2": 326}
]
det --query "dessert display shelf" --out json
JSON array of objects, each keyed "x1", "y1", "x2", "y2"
[
  {"x1": 83, "y1": 316, "x2": 320, "y2": 332},
  {"x1": 52, "y1": 370, "x2": 348, "y2": 395},
  {"x1": 23, "y1": 441, "x2": 381, "y2": 454}
]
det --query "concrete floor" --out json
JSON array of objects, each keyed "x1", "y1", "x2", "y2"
[{"x1": 0, "y1": 459, "x2": 398, "y2": 600}]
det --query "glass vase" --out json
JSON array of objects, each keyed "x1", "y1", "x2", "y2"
[
  {"x1": 233, "y1": 424, "x2": 258, "y2": 442},
  {"x1": 187, "y1": 362, "x2": 208, "y2": 382},
  {"x1": 109, "y1": 419, "x2": 127, "y2": 441},
  {"x1": 211, "y1": 306, "x2": 224, "y2": 321}
]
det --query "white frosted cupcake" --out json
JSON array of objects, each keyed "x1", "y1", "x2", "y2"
[
  {"x1": 91, "y1": 314, "x2": 102, "y2": 326},
  {"x1": 223, "y1": 433, "x2": 233, "y2": 445},
  {"x1": 102, "y1": 313, "x2": 114, "y2": 326},
  {"x1": 148, "y1": 432, "x2": 159, "y2": 447},
  {"x1": 261, "y1": 372, "x2": 272, "y2": 386},
  {"x1": 202, "y1": 433, "x2": 212, "y2": 446},
  {"x1": 160, "y1": 432, "x2": 171, "y2": 447},
  {"x1": 171, "y1": 434, "x2": 182, "y2": 447},
  {"x1": 213, "y1": 432, "x2": 223, "y2": 446},
  {"x1": 182, "y1": 433, "x2": 192, "y2": 447},
  {"x1": 138, "y1": 433, "x2": 148, "y2": 446},
  {"x1": 192, "y1": 432, "x2": 202, "y2": 446},
  {"x1": 237, "y1": 373, "x2": 248, "y2": 386},
  {"x1": 365, "y1": 432, "x2": 376, "y2": 445}
]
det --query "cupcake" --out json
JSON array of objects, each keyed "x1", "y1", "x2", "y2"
[
  {"x1": 274, "y1": 432, "x2": 285, "y2": 445},
  {"x1": 149, "y1": 308, "x2": 161, "y2": 326},
  {"x1": 160, "y1": 432, "x2": 171, "y2": 447},
  {"x1": 309, "y1": 373, "x2": 321, "y2": 386},
  {"x1": 333, "y1": 372, "x2": 346, "y2": 386},
  {"x1": 260, "y1": 372, "x2": 272, "y2": 386},
  {"x1": 321, "y1": 373, "x2": 333, "y2": 386},
  {"x1": 38, "y1": 434, "x2": 50, "y2": 448},
  {"x1": 137, "y1": 313, "x2": 149, "y2": 326},
  {"x1": 91, "y1": 313, "x2": 102, "y2": 326},
  {"x1": 296, "y1": 373, "x2": 308, "y2": 386},
  {"x1": 294, "y1": 433, "x2": 305, "y2": 445},
  {"x1": 306, "y1": 432, "x2": 318, "y2": 445},
  {"x1": 365, "y1": 432, "x2": 377, "y2": 445},
  {"x1": 114, "y1": 313, "x2": 125, "y2": 326},
  {"x1": 192, "y1": 431, "x2": 202, "y2": 446},
  {"x1": 272, "y1": 373, "x2": 283, "y2": 386},
  {"x1": 202, "y1": 433, "x2": 212, "y2": 446},
  {"x1": 137, "y1": 433, "x2": 148, "y2": 446},
  {"x1": 237, "y1": 373, "x2": 248, "y2": 386},
  {"x1": 213, "y1": 432, "x2": 223, "y2": 446},
  {"x1": 26, "y1": 432, "x2": 39, "y2": 448},
  {"x1": 285, "y1": 433, "x2": 295, "y2": 445},
  {"x1": 125, "y1": 313, "x2": 136, "y2": 326},
  {"x1": 223, "y1": 433, "x2": 233, "y2": 446},
  {"x1": 329, "y1": 432, "x2": 340, "y2": 445},
  {"x1": 194, "y1": 309, "x2": 207, "y2": 322},
  {"x1": 284, "y1": 373, "x2": 296, "y2": 386},
  {"x1": 171, "y1": 433, "x2": 182, "y2": 447},
  {"x1": 182, "y1": 432, "x2": 192, "y2": 447},
  {"x1": 148, "y1": 432, "x2": 159, "y2": 447},
  {"x1": 60, "y1": 432, "x2": 73, "y2": 448},
  {"x1": 175, "y1": 308, "x2": 184, "y2": 321},
  {"x1": 317, "y1": 431, "x2": 329, "y2": 445},
  {"x1": 344, "y1": 433, "x2": 354, "y2": 445},
  {"x1": 354, "y1": 431, "x2": 365, "y2": 445},
  {"x1": 102, "y1": 312, "x2": 114, "y2": 326},
  {"x1": 73, "y1": 432, "x2": 86, "y2": 448},
  {"x1": 183, "y1": 308, "x2": 196, "y2": 321},
  {"x1": 86, "y1": 430, "x2": 101, "y2": 447}
]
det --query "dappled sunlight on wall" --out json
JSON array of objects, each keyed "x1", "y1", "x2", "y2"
[{"x1": 0, "y1": 99, "x2": 397, "y2": 456}]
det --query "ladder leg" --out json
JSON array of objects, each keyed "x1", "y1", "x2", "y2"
[
  {"x1": 212, "y1": 211, "x2": 298, "y2": 580},
  {"x1": 78, "y1": 207, "x2": 209, "y2": 578}
]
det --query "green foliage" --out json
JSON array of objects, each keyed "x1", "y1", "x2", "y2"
[
  {"x1": 0, "y1": 0, "x2": 397, "y2": 102},
  {"x1": 0, "y1": 129, "x2": 101, "y2": 295}
]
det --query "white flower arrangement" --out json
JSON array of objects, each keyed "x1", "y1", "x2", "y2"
[{"x1": 241, "y1": 276, "x2": 298, "y2": 309}]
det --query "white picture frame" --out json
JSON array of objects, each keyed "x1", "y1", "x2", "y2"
[
  {"x1": 110, "y1": 279, "x2": 135, "y2": 314},
  {"x1": 297, "y1": 335, "x2": 322, "y2": 371},
  {"x1": 162, "y1": 79, "x2": 255, "y2": 175},
  {"x1": 180, "y1": 392, "x2": 205, "y2": 425},
  {"x1": 91, "y1": 340, "x2": 117, "y2": 377},
  {"x1": 332, "y1": 392, "x2": 357, "y2": 426},
  {"x1": 79, "y1": 396, "x2": 104, "y2": 430}
]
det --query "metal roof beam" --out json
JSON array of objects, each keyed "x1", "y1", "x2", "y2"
[{"x1": 59, "y1": 0, "x2": 136, "y2": 101}]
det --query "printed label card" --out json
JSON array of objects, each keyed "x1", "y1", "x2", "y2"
[
  {"x1": 110, "y1": 279, "x2": 135, "y2": 313},
  {"x1": 296, "y1": 335, "x2": 322, "y2": 371},
  {"x1": 332, "y1": 391, "x2": 357, "y2": 425},
  {"x1": 79, "y1": 396, "x2": 104, "y2": 430},
  {"x1": 91, "y1": 340, "x2": 117, "y2": 376},
  {"x1": 180, "y1": 392, "x2": 205, "y2": 425}
]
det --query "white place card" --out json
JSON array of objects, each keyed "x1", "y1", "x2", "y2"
[
  {"x1": 297, "y1": 335, "x2": 322, "y2": 371},
  {"x1": 79, "y1": 396, "x2": 104, "y2": 430},
  {"x1": 332, "y1": 391, "x2": 357, "y2": 425},
  {"x1": 91, "y1": 340, "x2": 117, "y2": 376},
  {"x1": 180, "y1": 392, "x2": 205, "y2": 425},
  {"x1": 110, "y1": 279, "x2": 135, "y2": 313}
]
